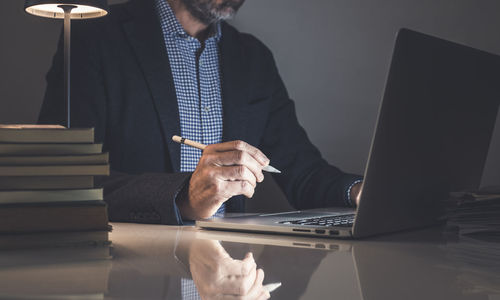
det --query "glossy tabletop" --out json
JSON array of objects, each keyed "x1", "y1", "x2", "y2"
[{"x1": 0, "y1": 222, "x2": 499, "y2": 300}]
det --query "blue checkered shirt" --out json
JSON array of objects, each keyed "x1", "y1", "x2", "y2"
[
  {"x1": 156, "y1": 2, "x2": 222, "y2": 299},
  {"x1": 156, "y1": 0, "x2": 225, "y2": 218}
]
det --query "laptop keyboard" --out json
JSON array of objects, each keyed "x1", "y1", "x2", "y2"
[{"x1": 278, "y1": 214, "x2": 356, "y2": 227}]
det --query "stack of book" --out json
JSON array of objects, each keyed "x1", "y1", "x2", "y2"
[
  {"x1": 442, "y1": 232, "x2": 500, "y2": 298},
  {"x1": 442, "y1": 188, "x2": 500, "y2": 298},
  {"x1": 446, "y1": 188, "x2": 500, "y2": 236},
  {"x1": 0, "y1": 257, "x2": 111, "y2": 300},
  {"x1": 0, "y1": 124, "x2": 111, "y2": 250}
]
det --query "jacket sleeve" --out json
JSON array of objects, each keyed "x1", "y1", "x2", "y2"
[
  {"x1": 37, "y1": 23, "x2": 189, "y2": 225},
  {"x1": 259, "y1": 50, "x2": 362, "y2": 209}
]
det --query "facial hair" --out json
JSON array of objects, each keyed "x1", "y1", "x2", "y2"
[{"x1": 180, "y1": 0, "x2": 246, "y2": 25}]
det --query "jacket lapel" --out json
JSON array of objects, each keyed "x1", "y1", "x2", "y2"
[{"x1": 121, "y1": 0, "x2": 181, "y2": 172}]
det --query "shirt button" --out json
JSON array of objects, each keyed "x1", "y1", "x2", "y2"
[{"x1": 204, "y1": 106, "x2": 210, "y2": 112}]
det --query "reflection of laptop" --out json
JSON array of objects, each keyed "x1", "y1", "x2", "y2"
[
  {"x1": 195, "y1": 226, "x2": 353, "y2": 251},
  {"x1": 197, "y1": 28, "x2": 500, "y2": 238}
]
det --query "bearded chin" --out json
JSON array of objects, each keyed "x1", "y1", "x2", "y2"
[
  {"x1": 182, "y1": 0, "x2": 245, "y2": 25},
  {"x1": 210, "y1": 6, "x2": 238, "y2": 21}
]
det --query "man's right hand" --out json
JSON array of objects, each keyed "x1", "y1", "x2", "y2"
[{"x1": 177, "y1": 140, "x2": 270, "y2": 220}]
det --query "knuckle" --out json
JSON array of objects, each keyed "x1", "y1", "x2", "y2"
[
  {"x1": 240, "y1": 180, "x2": 248, "y2": 189},
  {"x1": 198, "y1": 154, "x2": 209, "y2": 165},
  {"x1": 251, "y1": 147, "x2": 260, "y2": 156},
  {"x1": 236, "y1": 165, "x2": 246, "y2": 177},
  {"x1": 249, "y1": 174, "x2": 257, "y2": 186},
  {"x1": 202, "y1": 152, "x2": 213, "y2": 161},
  {"x1": 233, "y1": 140, "x2": 246, "y2": 150},
  {"x1": 203, "y1": 166, "x2": 215, "y2": 178},
  {"x1": 242, "y1": 181, "x2": 255, "y2": 197},
  {"x1": 234, "y1": 150, "x2": 245, "y2": 164},
  {"x1": 200, "y1": 154, "x2": 216, "y2": 167}
]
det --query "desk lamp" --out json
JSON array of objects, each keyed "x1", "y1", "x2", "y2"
[{"x1": 24, "y1": 0, "x2": 109, "y2": 128}]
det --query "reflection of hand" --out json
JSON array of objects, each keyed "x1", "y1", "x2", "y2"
[{"x1": 189, "y1": 239, "x2": 270, "y2": 300}]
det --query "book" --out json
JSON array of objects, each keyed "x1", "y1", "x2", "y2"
[
  {"x1": 0, "y1": 229, "x2": 110, "y2": 250},
  {"x1": 445, "y1": 190, "x2": 500, "y2": 235},
  {"x1": 0, "y1": 176, "x2": 94, "y2": 190},
  {"x1": 0, "y1": 249, "x2": 111, "y2": 297},
  {"x1": 0, "y1": 243, "x2": 112, "y2": 267},
  {"x1": 442, "y1": 233, "x2": 500, "y2": 297},
  {"x1": 0, "y1": 164, "x2": 109, "y2": 176},
  {"x1": 0, "y1": 188, "x2": 103, "y2": 204},
  {"x1": 0, "y1": 153, "x2": 109, "y2": 166},
  {"x1": 0, "y1": 201, "x2": 109, "y2": 233},
  {"x1": 0, "y1": 143, "x2": 103, "y2": 156},
  {"x1": 0, "y1": 124, "x2": 94, "y2": 143},
  {"x1": 0, "y1": 241, "x2": 112, "y2": 268}
]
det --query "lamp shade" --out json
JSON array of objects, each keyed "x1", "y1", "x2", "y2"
[{"x1": 24, "y1": 0, "x2": 108, "y2": 19}]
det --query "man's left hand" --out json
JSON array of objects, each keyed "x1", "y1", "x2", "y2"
[{"x1": 350, "y1": 182, "x2": 363, "y2": 207}]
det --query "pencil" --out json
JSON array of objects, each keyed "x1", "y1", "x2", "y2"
[
  {"x1": 172, "y1": 135, "x2": 281, "y2": 173},
  {"x1": 263, "y1": 282, "x2": 282, "y2": 293}
]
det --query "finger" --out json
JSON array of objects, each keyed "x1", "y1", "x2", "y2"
[
  {"x1": 225, "y1": 165, "x2": 257, "y2": 187},
  {"x1": 220, "y1": 292, "x2": 269, "y2": 300},
  {"x1": 222, "y1": 180, "x2": 255, "y2": 198},
  {"x1": 219, "y1": 289, "x2": 269, "y2": 300},
  {"x1": 205, "y1": 140, "x2": 270, "y2": 166},
  {"x1": 219, "y1": 264, "x2": 257, "y2": 296},
  {"x1": 217, "y1": 165, "x2": 257, "y2": 188},
  {"x1": 249, "y1": 289, "x2": 271, "y2": 300},
  {"x1": 241, "y1": 253, "x2": 256, "y2": 275},
  {"x1": 356, "y1": 183, "x2": 364, "y2": 207},
  {"x1": 239, "y1": 268, "x2": 266, "y2": 299},
  {"x1": 261, "y1": 290, "x2": 272, "y2": 300},
  {"x1": 209, "y1": 150, "x2": 265, "y2": 183}
]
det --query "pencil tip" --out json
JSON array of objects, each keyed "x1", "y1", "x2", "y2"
[{"x1": 263, "y1": 165, "x2": 281, "y2": 173}]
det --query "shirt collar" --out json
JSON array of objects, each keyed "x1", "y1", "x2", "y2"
[{"x1": 155, "y1": 0, "x2": 222, "y2": 41}]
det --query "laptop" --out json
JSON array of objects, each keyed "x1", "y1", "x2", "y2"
[{"x1": 196, "y1": 28, "x2": 500, "y2": 238}]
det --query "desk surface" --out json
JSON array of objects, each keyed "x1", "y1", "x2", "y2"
[{"x1": 0, "y1": 222, "x2": 498, "y2": 300}]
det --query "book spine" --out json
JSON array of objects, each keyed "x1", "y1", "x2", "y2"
[
  {"x1": 0, "y1": 128, "x2": 94, "y2": 143},
  {"x1": 0, "y1": 176, "x2": 94, "y2": 190},
  {"x1": 0, "y1": 188, "x2": 103, "y2": 204},
  {"x1": 0, "y1": 144, "x2": 103, "y2": 156},
  {"x1": 0, "y1": 165, "x2": 109, "y2": 176},
  {"x1": 0, "y1": 153, "x2": 109, "y2": 166},
  {"x1": 0, "y1": 204, "x2": 109, "y2": 233}
]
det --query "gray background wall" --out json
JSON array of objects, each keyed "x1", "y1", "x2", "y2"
[{"x1": 1, "y1": 0, "x2": 499, "y2": 211}]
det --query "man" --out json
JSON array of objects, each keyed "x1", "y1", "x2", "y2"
[{"x1": 39, "y1": 0, "x2": 363, "y2": 224}]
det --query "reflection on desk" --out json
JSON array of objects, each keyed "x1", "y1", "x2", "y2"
[{"x1": 0, "y1": 223, "x2": 499, "y2": 299}]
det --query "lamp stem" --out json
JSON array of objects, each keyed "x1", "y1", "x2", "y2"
[{"x1": 59, "y1": 5, "x2": 76, "y2": 128}]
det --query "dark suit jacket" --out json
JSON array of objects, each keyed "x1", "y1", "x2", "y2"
[{"x1": 38, "y1": 0, "x2": 361, "y2": 225}]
